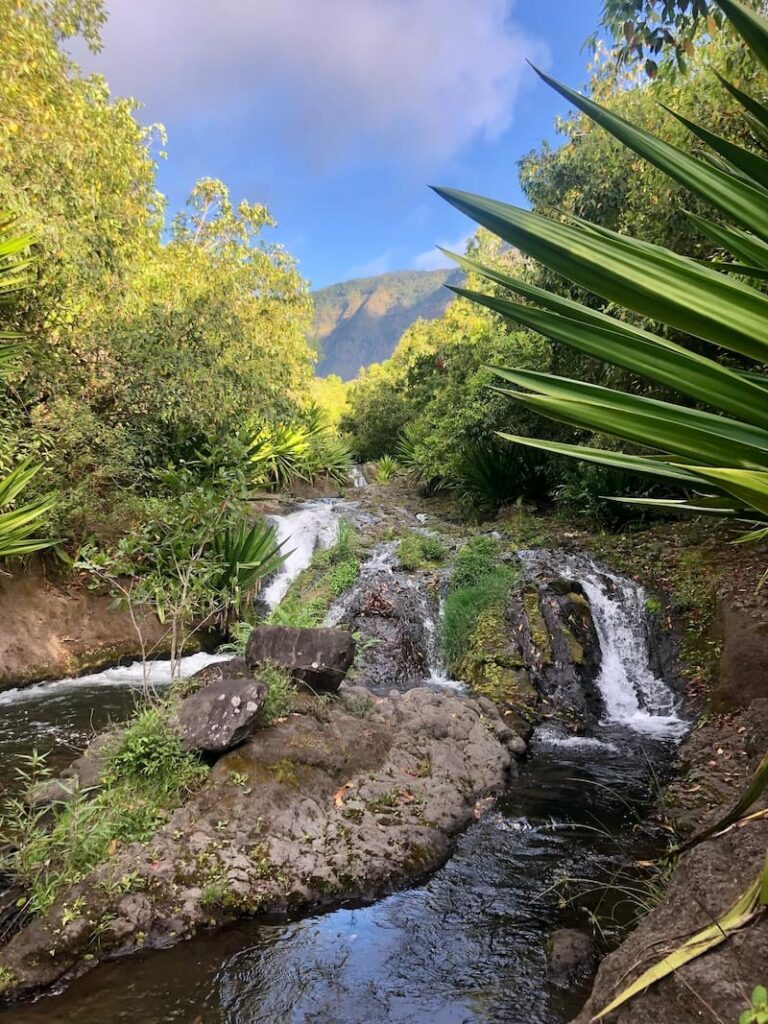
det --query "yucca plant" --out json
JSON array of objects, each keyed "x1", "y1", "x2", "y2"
[
  {"x1": 209, "y1": 518, "x2": 287, "y2": 628},
  {"x1": 374, "y1": 454, "x2": 400, "y2": 483},
  {"x1": 0, "y1": 215, "x2": 55, "y2": 561},
  {"x1": 436, "y1": 0, "x2": 768, "y2": 1012}
]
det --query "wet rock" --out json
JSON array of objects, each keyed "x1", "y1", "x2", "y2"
[
  {"x1": 547, "y1": 928, "x2": 596, "y2": 984},
  {"x1": 187, "y1": 656, "x2": 253, "y2": 691},
  {"x1": 172, "y1": 677, "x2": 267, "y2": 753},
  {"x1": 0, "y1": 686, "x2": 517, "y2": 1001},
  {"x1": 337, "y1": 573, "x2": 432, "y2": 695},
  {"x1": 246, "y1": 625, "x2": 355, "y2": 693},
  {"x1": 518, "y1": 581, "x2": 602, "y2": 724}
]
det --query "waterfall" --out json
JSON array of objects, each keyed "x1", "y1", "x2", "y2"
[
  {"x1": 522, "y1": 551, "x2": 685, "y2": 738},
  {"x1": 348, "y1": 465, "x2": 368, "y2": 489},
  {"x1": 262, "y1": 501, "x2": 341, "y2": 609}
]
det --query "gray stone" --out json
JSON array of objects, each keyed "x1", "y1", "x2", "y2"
[
  {"x1": 173, "y1": 677, "x2": 267, "y2": 753},
  {"x1": 246, "y1": 625, "x2": 355, "y2": 693},
  {"x1": 547, "y1": 928, "x2": 596, "y2": 984}
]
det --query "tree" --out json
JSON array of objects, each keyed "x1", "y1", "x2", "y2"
[{"x1": 596, "y1": 0, "x2": 765, "y2": 74}]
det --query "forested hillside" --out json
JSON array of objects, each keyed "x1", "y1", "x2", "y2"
[{"x1": 313, "y1": 268, "x2": 462, "y2": 379}]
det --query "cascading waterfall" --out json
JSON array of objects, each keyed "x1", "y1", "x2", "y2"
[
  {"x1": 261, "y1": 500, "x2": 341, "y2": 609},
  {"x1": 521, "y1": 551, "x2": 685, "y2": 738},
  {"x1": 348, "y1": 465, "x2": 368, "y2": 489}
]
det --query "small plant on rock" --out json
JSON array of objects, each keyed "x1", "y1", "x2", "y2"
[
  {"x1": 741, "y1": 987, "x2": 768, "y2": 1024},
  {"x1": 256, "y1": 664, "x2": 297, "y2": 725}
]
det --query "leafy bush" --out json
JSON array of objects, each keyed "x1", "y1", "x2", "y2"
[
  {"x1": 374, "y1": 455, "x2": 399, "y2": 484},
  {"x1": 256, "y1": 664, "x2": 297, "y2": 724},
  {"x1": 106, "y1": 705, "x2": 208, "y2": 795},
  {"x1": 1, "y1": 703, "x2": 207, "y2": 915}
]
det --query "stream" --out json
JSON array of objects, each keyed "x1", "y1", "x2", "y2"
[{"x1": 0, "y1": 499, "x2": 686, "y2": 1024}]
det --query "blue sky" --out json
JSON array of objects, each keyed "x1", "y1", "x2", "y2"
[{"x1": 85, "y1": 1, "x2": 603, "y2": 289}]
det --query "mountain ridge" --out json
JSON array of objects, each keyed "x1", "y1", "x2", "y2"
[{"x1": 312, "y1": 268, "x2": 461, "y2": 380}]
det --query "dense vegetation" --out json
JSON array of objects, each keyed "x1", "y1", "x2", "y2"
[
  {"x1": 0, "y1": 0, "x2": 358, "y2": 642},
  {"x1": 341, "y1": 25, "x2": 767, "y2": 520}
]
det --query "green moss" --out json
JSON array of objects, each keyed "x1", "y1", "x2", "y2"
[
  {"x1": 0, "y1": 966, "x2": 16, "y2": 994},
  {"x1": 269, "y1": 758, "x2": 298, "y2": 787},
  {"x1": 522, "y1": 586, "x2": 552, "y2": 665}
]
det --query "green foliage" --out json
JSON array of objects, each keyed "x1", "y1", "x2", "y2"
[
  {"x1": 438, "y1": 2, "x2": 768, "y2": 541},
  {"x1": 595, "y1": 0, "x2": 762, "y2": 75},
  {"x1": 1, "y1": 706, "x2": 207, "y2": 915},
  {"x1": 396, "y1": 531, "x2": 448, "y2": 570},
  {"x1": 246, "y1": 405, "x2": 352, "y2": 490},
  {"x1": 0, "y1": 215, "x2": 56, "y2": 559},
  {"x1": 256, "y1": 664, "x2": 297, "y2": 724},
  {"x1": 105, "y1": 705, "x2": 208, "y2": 795},
  {"x1": 209, "y1": 520, "x2": 286, "y2": 628},
  {"x1": 448, "y1": 535, "x2": 502, "y2": 592},
  {"x1": 374, "y1": 455, "x2": 400, "y2": 484},
  {"x1": 741, "y1": 986, "x2": 768, "y2": 1024},
  {"x1": 441, "y1": 566, "x2": 516, "y2": 673},
  {"x1": 0, "y1": 6, "x2": 315, "y2": 548}
]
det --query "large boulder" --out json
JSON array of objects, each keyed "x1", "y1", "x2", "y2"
[
  {"x1": 172, "y1": 677, "x2": 267, "y2": 753},
  {"x1": 336, "y1": 573, "x2": 434, "y2": 695},
  {"x1": 246, "y1": 625, "x2": 355, "y2": 693}
]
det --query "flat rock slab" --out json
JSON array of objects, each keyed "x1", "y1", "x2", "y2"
[
  {"x1": 0, "y1": 686, "x2": 522, "y2": 1002},
  {"x1": 173, "y1": 677, "x2": 267, "y2": 753},
  {"x1": 246, "y1": 625, "x2": 355, "y2": 692}
]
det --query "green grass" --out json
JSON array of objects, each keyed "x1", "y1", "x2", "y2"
[
  {"x1": 268, "y1": 521, "x2": 361, "y2": 628},
  {"x1": 1, "y1": 703, "x2": 208, "y2": 915},
  {"x1": 396, "y1": 531, "x2": 448, "y2": 570},
  {"x1": 441, "y1": 566, "x2": 517, "y2": 672},
  {"x1": 448, "y1": 535, "x2": 502, "y2": 591}
]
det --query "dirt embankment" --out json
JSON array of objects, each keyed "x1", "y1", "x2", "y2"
[{"x1": 0, "y1": 558, "x2": 169, "y2": 688}]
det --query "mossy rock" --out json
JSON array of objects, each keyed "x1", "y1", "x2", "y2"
[{"x1": 522, "y1": 586, "x2": 553, "y2": 665}]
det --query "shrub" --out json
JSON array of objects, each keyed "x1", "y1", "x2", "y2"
[
  {"x1": 1, "y1": 703, "x2": 208, "y2": 915},
  {"x1": 256, "y1": 664, "x2": 297, "y2": 724},
  {"x1": 396, "y1": 531, "x2": 448, "y2": 570}
]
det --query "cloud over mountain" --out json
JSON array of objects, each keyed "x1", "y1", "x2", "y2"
[{"x1": 90, "y1": 0, "x2": 546, "y2": 167}]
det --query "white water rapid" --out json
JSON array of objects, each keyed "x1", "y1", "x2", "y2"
[
  {"x1": 261, "y1": 500, "x2": 341, "y2": 609},
  {"x1": 522, "y1": 551, "x2": 685, "y2": 738}
]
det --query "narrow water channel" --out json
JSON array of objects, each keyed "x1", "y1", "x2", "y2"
[{"x1": 0, "y1": 501, "x2": 686, "y2": 1024}]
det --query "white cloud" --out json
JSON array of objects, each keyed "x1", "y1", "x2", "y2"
[
  {"x1": 88, "y1": 0, "x2": 547, "y2": 167},
  {"x1": 343, "y1": 249, "x2": 397, "y2": 280},
  {"x1": 411, "y1": 232, "x2": 473, "y2": 271}
]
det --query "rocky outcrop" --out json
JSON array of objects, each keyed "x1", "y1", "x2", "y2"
[
  {"x1": 0, "y1": 686, "x2": 522, "y2": 1002},
  {"x1": 246, "y1": 625, "x2": 356, "y2": 693},
  {"x1": 172, "y1": 676, "x2": 267, "y2": 753},
  {"x1": 515, "y1": 577, "x2": 603, "y2": 726},
  {"x1": 338, "y1": 573, "x2": 435, "y2": 695},
  {"x1": 547, "y1": 928, "x2": 597, "y2": 985}
]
